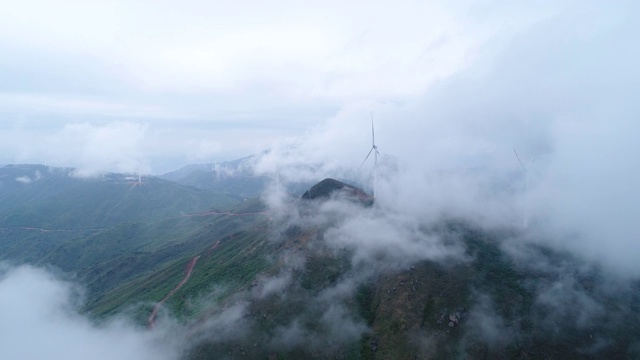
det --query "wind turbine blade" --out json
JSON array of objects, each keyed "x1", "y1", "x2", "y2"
[
  {"x1": 359, "y1": 147, "x2": 374, "y2": 170},
  {"x1": 513, "y1": 149, "x2": 526, "y2": 171}
]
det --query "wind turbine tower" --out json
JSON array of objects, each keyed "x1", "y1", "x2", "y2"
[
  {"x1": 514, "y1": 149, "x2": 536, "y2": 229},
  {"x1": 359, "y1": 113, "x2": 380, "y2": 198}
]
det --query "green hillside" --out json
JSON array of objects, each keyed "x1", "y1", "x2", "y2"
[
  {"x1": 0, "y1": 164, "x2": 237, "y2": 229},
  {"x1": 0, "y1": 164, "x2": 259, "y2": 316},
  {"x1": 2, "y1": 171, "x2": 639, "y2": 359}
]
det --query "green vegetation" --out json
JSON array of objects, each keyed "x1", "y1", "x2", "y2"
[
  {"x1": 3, "y1": 169, "x2": 640, "y2": 359},
  {"x1": 0, "y1": 164, "x2": 268, "y2": 321}
]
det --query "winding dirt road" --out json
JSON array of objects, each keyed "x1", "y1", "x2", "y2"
[
  {"x1": 0, "y1": 226, "x2": 104, "y2": 233},
  {"x1": 148, "y1": 255, "x2": 200, "y2": 328}
]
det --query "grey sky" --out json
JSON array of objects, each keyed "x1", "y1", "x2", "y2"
[{"x1": 0, "y1": 0, "x2": 568, "y2": 173}]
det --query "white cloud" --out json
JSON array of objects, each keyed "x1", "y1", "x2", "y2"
[
  {"x1": 0, "y1": 0, "x2": 555, "y2": 100},
  {"x1": 0, "y1": 0, "x2": 594, "y2": 174},
  {"x1": 44, "y1": 122, "x2": 150, "y2": 177},
  {"x1": 255, "y1": 1, "x2": 640, "y2": 277},
  {"x1": 0, "y1": 265, "x2": 181, "y2": 360},
  {"x1": 324, "y1": 206, "x2": 465, "y2": 268},
  {"x1": 0, "y1": 93, "x2": 187, "y2": 119},
  {"x1": 14, "y1": 175, "x2": 32, "y2": 184}
]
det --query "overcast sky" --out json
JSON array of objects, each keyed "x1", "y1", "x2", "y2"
[{"x1": 0, "y1": 0, "x2": 590, "y2": 174}]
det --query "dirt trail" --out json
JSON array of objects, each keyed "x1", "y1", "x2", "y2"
[
  {"x1": 148, "y1": 255, "x2": 200, "y2": 328},
  {"x1": 146, "y1": 200, "x2": 301, "y2": 327},
  {"x1": 0, "y1": 226, "x2": 103, "y2": 233},
  {"x1": 185, "y1": 210, "x2": 269, "y2": 217}
]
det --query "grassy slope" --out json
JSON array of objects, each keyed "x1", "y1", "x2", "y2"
[
  {"x1": 86, "y1": 220, "x2": 272, "y2": 318},
  {"x1": 0, "y1": 165, "x2": 240, "y2": 278},
  {"x1": 0, "y1": 176, "x2": 237, "y2": 229},
  {"x1": 0, "y1": 165, "x2": 278, "y2": 323}
]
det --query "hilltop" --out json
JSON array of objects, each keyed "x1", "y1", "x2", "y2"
[{"x1": 301, "y1": 178, "x2": 373, "y2": 206}]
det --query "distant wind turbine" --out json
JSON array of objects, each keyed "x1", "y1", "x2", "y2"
[
  {"x1": 359, "y1": 113, "x2": 381, "y2": 198},
  {"x1": 128, "y1": 172, "x2": 144, "y2": 191},
  {"x1": 514, "y1": 149, "x2": 536, "y2": 229}
]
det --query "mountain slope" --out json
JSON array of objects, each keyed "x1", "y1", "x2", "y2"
[
  {"x1": 182, "y1": 222, "x2": 640, "y2": 359},
  {"x1": 3, "y1": 173, "x2": 639, "y2": 359},
  {"x1": 159, "y1": 157, "x2": 268, "y2": 198},
  {"x1": 0, "y1": 164, "x2": 255, "y2": 312},
  {"x1": 64, "y1": 178, "x2": 639, "y2": 359},
  {"x1": 0, "y1": 164, "x2": 238, "y2": 230}
]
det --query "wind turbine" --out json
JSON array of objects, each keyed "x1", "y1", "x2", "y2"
[
  {"x1": 128, "y1": 172, "x2": 143, "y2": 191},
  {"x1": 359, "y1": 113, "x2": 380, "y2": 198},
  {"x1": 513, "y1": 149, "x2": 536, "y2": 229}
]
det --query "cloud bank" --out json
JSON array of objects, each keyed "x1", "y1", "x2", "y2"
[
  {"x1": 255, "y1": 1, "x2": 640, "y2": 277},
  {"x1": 0, "y1": 0, "x2": 587, "y2": 173},
  {"x1": 0, "y1": 264, "x2": 182, "y2": 360}
]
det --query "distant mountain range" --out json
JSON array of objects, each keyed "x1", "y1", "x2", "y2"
[
  {"x1": 0, "y1": 164, "x2": 237, "y2": 229},
  {"x1": 158, "y1": 156, "x2": 336, "y2": 199},
  {"x1": 1, "y1": 164, "x2": 639, "y2": 359},
  {"x1": 159, "y1": 156, "x2": 268, "y2": 199}
]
